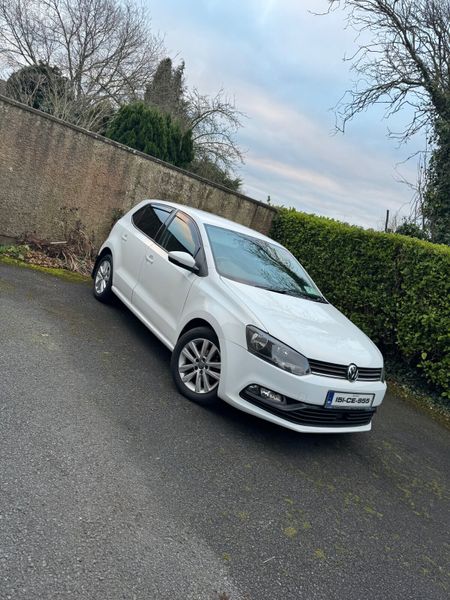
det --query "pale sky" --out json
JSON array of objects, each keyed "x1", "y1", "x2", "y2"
[{"x1": 149, "y1": 0, "x2": 423, "y2": 229}]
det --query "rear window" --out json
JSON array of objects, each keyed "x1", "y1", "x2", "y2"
[{"x1": 132, "y1": 204, "x2": 172, "y2": 240}]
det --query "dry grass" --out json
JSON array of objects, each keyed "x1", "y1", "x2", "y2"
[{"x1": 12, "y1": 221, "x2": 96, "y2": 276}]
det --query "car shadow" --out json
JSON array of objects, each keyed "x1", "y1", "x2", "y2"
[{"x1": 104, "y1": 295, "x2": 365, "y2": 455}]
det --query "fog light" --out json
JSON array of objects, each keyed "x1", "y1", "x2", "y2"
[
  {"x1": 244, "y1": 384, "x2": 285, "y2": 405},
  {"x1": 260, "y1": 387, "x2": 285, "y2": 404}
]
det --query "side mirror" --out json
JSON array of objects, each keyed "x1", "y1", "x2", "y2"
[{"x1": 168, "y1": 251, "x2": 199, "y2": 273}]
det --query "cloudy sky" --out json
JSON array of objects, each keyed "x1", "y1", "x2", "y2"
[{"x1": 150, "y1": 0, "x2": 423, "y2": 229}]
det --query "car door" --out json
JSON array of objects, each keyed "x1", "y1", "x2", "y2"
[
  {"x1": 113, "y1": 203, "x2": 173, "y2": 302},
  {"x1": 132, "y1": 211, "x2": 203, "y2": 347}
]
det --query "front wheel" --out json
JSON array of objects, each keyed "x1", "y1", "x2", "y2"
[{"x1": 171, "y1": 327, "x2": 221, "y2": 405}]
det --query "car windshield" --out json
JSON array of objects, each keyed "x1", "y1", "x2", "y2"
[{"x1": 205, "y1": 225, "x2": 326, "y2": 302}]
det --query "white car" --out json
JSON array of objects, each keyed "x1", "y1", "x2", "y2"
[{"x1": 93, "y1": 200, "x2": 386, "y2": 433}]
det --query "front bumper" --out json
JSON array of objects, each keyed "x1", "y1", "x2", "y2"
[{"x1": 218, "y1": 341, "x2": 387, "y2": 434}]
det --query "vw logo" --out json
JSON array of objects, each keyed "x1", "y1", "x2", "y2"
[{"x1": 347, "y1": 363, "x2": 359, "y2": 382}]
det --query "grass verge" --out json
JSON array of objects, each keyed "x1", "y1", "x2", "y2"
[{"x1": 0, "y1": 255, "x2": 90, "y2": 283}]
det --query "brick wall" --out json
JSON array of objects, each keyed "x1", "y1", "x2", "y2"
[{"x1": 0, "y1": 95, "x2": 276, "y2": 246}]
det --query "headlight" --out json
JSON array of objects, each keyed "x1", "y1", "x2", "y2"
[{"x1": 246, "y1": 325, "x2": 310, "y2": 376}]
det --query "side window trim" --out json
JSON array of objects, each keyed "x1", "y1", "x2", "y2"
[
  {"x1": 154, "y1": 208, "x2": 177, "y2": 247},
  {"x1": 156, "y1": 210, "x2": 208, "y2": 276},
  {"x1": 156, "y1": 210, "x2": 201, "y2": 255},
  {"x1": 150, "y1": 203, "x2": 176, "y2": 246},
  {"x1": 176, "y1": 210, "x2": 203, "y2": 257}
]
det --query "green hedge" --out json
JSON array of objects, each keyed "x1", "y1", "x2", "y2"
[{"x1": 271, "y1": 209, "x2": 450, "y2": 398}]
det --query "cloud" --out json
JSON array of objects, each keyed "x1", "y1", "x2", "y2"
[
  {"x1": 149, "y1": 0, "x2": 423, "y2": 229},
  {"x1": 258, "y1": 0, "x2": 277, "y2": 26},
  {"x1": 232, "y1": 84, "x2": 417, "y2": 225},
  {"x1": 246, "y1": 156, "x2": 343, "y2": 196}
]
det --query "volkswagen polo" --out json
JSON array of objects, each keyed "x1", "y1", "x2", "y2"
[{"x1": 93, "y1": 200, "x2": 386, "y2": 433}]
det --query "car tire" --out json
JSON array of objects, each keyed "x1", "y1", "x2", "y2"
[
  {"x1": 93, "y1": 253, "x2": 114, "y2": 303},
  {"x1": 171, "y1": 326, "x2": 221, "y2": 406}
]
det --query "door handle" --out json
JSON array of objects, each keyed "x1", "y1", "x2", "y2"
[
  {"x1": 145, "y1": 254, "x2": 154, "y2": 264},
  {"x1": 121, "y1": 233, "x2": 128, "y2": 241}
]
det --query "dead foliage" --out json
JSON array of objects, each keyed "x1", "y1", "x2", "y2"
[{"x1": 15, "y1": 221, "x2": 96, "y2": 276}]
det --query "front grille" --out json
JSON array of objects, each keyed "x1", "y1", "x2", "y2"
[
  {"x1": 357, "y1": 367, "x2": 384, "y2": 381},
  {"x1": 309, "y1": 359, "x2": 382, "y2": 382},
  {"x1": 241, "y1": 391, "x2": 376, "y2": 428}
]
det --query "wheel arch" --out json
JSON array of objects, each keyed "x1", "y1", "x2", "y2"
[
  {"x1": 92, "y1": 246, "x2": 113, "y2": 278},
  {"x1": 178, "y1": 318, "x2": 219, "y2": 341}
]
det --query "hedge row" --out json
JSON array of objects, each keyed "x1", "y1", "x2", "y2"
[{"x1": 271, "y1": 209, "x2": 450, "y2": 398}]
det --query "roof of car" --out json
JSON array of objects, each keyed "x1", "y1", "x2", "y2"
[{"x1": 148, "y1": 199, "x2": 276, "y2": 243}]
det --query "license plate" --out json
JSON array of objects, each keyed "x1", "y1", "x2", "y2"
[{"x1": 325, "y1": 391, "x2": 374, "y2": 409}]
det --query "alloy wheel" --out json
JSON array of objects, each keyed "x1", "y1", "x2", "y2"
[
  {"x1": 95, "y1": 260, "x2": 111, "y2": 295},
  {"x1": 178, "y1": 338, "x2": 221, "y2": 394}
]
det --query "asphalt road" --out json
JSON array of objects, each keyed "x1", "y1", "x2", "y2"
[{"x1": 1, "y1": 262, "x2": 449, "y2": 600}]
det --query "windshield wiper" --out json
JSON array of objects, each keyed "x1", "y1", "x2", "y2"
[
  {"x1": 290, "y1": 291, "x2": 327, "y2": 303},
  {"x1": 253, "y1": 284, "x2": 291, "y2": 295},
  {"x1": 308, "y1": 295, "x2": 328, "y2": 303},
  {"x1": 256, "y1": 285, "x2": 327, "y2": 303}
]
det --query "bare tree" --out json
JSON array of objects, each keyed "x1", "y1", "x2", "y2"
[
  {"x1": 323, "y1": 1, "x2": 450, "y2": 242},
  {"x1": 186, "y1": 88, "x2": 245, "y2": 172},
  {"x1": 325, "y1": 0, "x2": 450, "y2": 140},
  {"x1": 396, "y1": 150, "x2": 430, "y2": 228},
  {"x1": 143, "y1": 58, "x2": 246, "y2": 185},
  {"x1": 0, "y1": 0, "x2": 164, "y2": 129}
]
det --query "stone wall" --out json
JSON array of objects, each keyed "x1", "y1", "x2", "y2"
[{"x1": 0, "y1": 95, "x2": 276, "y2": 246}]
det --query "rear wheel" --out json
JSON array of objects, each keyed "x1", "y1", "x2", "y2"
[
  {"x1": 93, "y1": 254, "x2": 114, "y2": 303},
  {"x1": 171, "y1": 327, "x2": 221, "y2": 405}
]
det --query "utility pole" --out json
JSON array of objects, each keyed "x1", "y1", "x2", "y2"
[{"x1": 384, "y1": 209, "x2": 390, "y2": 232}]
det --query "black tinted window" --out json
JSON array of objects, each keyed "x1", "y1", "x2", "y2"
[
  {"x1": 159, "y1": 214, "x2": 199, "y2": 256},
  {"x1": 133, "y1": 205, "x2": 171, "y2": 239}
]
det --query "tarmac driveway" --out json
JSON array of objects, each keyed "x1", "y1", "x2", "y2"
[{"x1": 0, "y1": 263, "x2": 449, "y2": 600}]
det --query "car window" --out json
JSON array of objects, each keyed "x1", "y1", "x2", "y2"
[
  {"x1": 132, "y1": 204, "x2": 172, "y2": 240},
  {"x1": 205, "y1": 224, "x2": 326, "y2": 302},
  {"x1": 158, "y1": 214, "x2": 199, "y2": 257}
]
